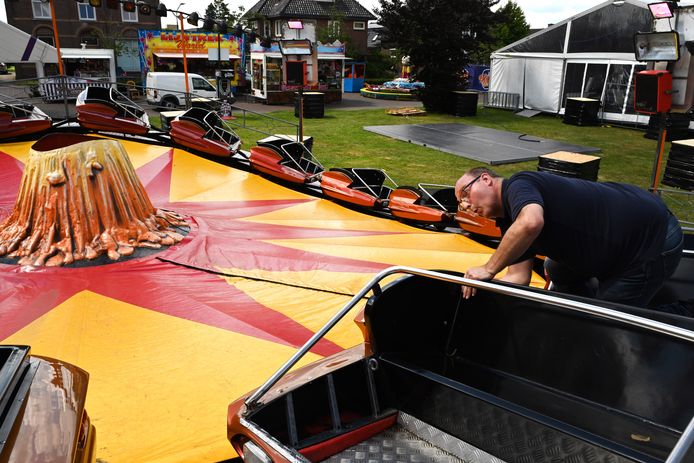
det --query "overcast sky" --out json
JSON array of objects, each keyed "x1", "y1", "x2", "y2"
[{"x1": 3, "y1": 0, "x2": 694, "y2": 32}]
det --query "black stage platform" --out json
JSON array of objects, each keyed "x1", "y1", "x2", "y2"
[{"x1": 364, "y1": 123, "x2": 600, "y2": 165}]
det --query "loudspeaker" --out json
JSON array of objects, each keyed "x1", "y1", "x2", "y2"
[{"x1": 634, "y1": 70, "x2": 672, "y2": 114}]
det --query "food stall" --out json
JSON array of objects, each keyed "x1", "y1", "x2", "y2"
[
  {"x1": 250, "y1": 40, "x2": 347, "y2": 104},
  {"x1": 138, "y1": 30, "x2": 243, "y2": 90}
]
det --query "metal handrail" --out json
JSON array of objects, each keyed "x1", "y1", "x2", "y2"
[
  {"x1": 666, "y1": 414, "x2": 694, "y2": 463},
  {"x1": 351, "y1": 168, "x2": 398, "y2": 199},
  {"x1": 245, "y1": 265, "x2": 694, "y2": 410},
  {"x1": 417, "y1": 183, "x2": 455, "y2": 212},
  {"x1": 278, "y1": 140, "x2": 324, "y2": 174}
]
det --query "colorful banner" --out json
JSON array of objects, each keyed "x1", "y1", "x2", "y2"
[
  {"x1": 465, "y1": 64, "x2": 490, "y2": 92},
  {"x1": 138, "y1": 30, "x2": 244, "y2": 76}
]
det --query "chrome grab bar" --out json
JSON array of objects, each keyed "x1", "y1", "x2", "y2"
[
  {"x1": 244, "y1": 265, "x2": 694, "y2": 411},
  {"x1": 666, "y1": 414, "x2": 694, "y2": 463}
]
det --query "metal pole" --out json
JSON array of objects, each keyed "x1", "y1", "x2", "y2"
[
  {"x1": 179, "y1": 13, "x2": 191, "y2": 108},
  {"x1": 650, "y1": 111, "x2": 669, "y2": 193},
  {"x1": 298, "y1": 87, "x2": 303, "y2": 142},
  {"x1": 48, "y1": 0, "x2": 64, "y2": 75},
  {"x1": 217, "y1": 30, "x2": 221, "y2": 99}
]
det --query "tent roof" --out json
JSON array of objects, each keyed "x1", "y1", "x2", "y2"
[
  {"x1": 0, "y1": 21, "x2": 58, "y2": 63},
  {"x1": 494, "y1": 0, "x2": 651, "y2": 56}
]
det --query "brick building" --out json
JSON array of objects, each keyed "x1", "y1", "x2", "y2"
[{"x1": 4, "y1": 0, "x2": 160, "y2": 79}]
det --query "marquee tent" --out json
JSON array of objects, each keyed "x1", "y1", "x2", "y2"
[
  {"x1": 0, "y1": 21, "x2": 58, "y2": 78},
  {"x1": 490, "y1": 0, "x2": 652, "y2": 124}
]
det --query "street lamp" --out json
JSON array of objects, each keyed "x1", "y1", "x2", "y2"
[
  {"x1": 156, "y1": 2, "x2": 200, "y2": 108},
  {"x1": 203, "y1": 17, "x2": 228, "y2": 99}
]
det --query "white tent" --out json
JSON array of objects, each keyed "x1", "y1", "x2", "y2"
[
  {"x1": 490, "y1": 0, "x2": 652, "y2": 124},
  {"x1": 0, "y1": 21, "x2": 58, "y2": 77}
]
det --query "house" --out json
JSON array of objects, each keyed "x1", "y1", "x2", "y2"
[
  {"x1": 242, "y1": 0, "x2": 375, "y2": 103},
  {"x1": 4, "y1": 0, "x2": 160, "y2": 80}
]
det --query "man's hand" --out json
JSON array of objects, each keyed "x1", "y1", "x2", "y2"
[{"x1": 462, "y1": 265, "x2": 495, "y2": 299}]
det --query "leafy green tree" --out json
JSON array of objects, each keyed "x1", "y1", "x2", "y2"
[
  {"x1": 377, "y1": 0, "x2": 498, "y2": 112},
  {"x1": 469, "y1": 1, "x2": 530, "y2": 64},
  {"x1": 204, "y1": 0, "x2": 245, "y2": 25}
]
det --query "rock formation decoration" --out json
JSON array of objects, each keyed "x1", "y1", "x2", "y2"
[{"x1": 0, "y1": 134, "x2": 187, "y2": 266}]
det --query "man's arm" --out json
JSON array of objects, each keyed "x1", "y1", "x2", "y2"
[
  {"x1": 463, "y1": 203, "x2": 544, "y2": 298},
  {"x1": 498, "y1": 258, "x2": 534, "y2": 285}
]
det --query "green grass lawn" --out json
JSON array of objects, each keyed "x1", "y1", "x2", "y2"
[
  {"x1": 170, "y1": 106, "x2": 692, "y2": 220},
  {"x1": 232, "y1": 107, "x2": 659, "y2": 187}
]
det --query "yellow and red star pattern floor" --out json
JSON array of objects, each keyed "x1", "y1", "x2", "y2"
[{"x1": 0, "y1": 138, "x2": 543, "y2": 462}]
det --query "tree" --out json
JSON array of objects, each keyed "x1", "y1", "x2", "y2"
[
  {"x1": 377, "y1": 0, "x2": 498, "y2": 112},
  {"x1": 204, "y1": 0, "x2": 245, "y2": 25},
  {"x1": 469, "y1": 1, "x2": 530, "y2": 64}
]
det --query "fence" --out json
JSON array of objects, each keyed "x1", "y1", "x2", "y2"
[
  {"x1": 482, "y1": 91, "x2": 520, "y2": 111},
  {"x1": 39, "y1": 77, "x2": 111, "y2": 102}
]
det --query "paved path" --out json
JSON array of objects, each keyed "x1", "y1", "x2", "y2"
[{"x1": 232, "y1": 91, "x2": 423, "y2": 114}]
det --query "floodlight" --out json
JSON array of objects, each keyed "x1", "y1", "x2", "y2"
[
  {"x1": 187, "y1": 12, "x2": 199, "y2": 26},
  {"x1": 88, "y1": 0, "x2": 101, "y2": 6},
  {"x1": 122, "y1": 1, "x2": 136, "y2": 12},
  {"x1": 288, "y1": 20, "x2": 303, "y2": 29},
  {"x1": 155, "y1": 2, "x2": 168, "y2": 16},
  {"x1": 634, "y1": 31, "x2": 680, "y2": 61},
  {"x1": 648, "y1": 2, "x2": 674, "y2": 19},
  {"x1": 139, "y1": 3, "x2": 152, "y2": 14}
]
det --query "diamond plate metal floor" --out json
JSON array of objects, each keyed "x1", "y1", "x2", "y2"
[{"x1": 322, "y1": 413, "x2": 504, "y2": 463}]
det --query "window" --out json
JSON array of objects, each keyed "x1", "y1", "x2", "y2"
[
  {"x1": 121, "y1": 4, "x2": 138, "y2": 22},
  {"x1": 328, "y1": 20, "x2": 340, "y2": 35},
  {"x1": 35, "y1": 27, "x2": 54, "y2": 45},
  {"x1": 80, "y1": 30, "x2": 101, "y2": 47},
  {"x1": 353, "y1": 21, "x2": 365, "y2": 30},
  {"x1": 263, "y1": 21, "x2": 271, "y2": 37},
  {"x1": 37, "y1": 35, "x2": 54, "y2": 45},
  {"x1": 274, "y1": 20, "x2": 282, "y2": 37},
  {"x1": 32, "y1": 0, "x2": 51, "y2": 19},
  {"x1": 78, "y1": 3, "x2": 96, "y2": 20},
  {"x1": 116, "y1": 39, "x2": 140, "y2": 72},
  {"x1": 192, "y1": 77, "x2": 215, "y2": 91}
]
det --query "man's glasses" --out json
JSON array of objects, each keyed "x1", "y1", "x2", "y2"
[{"x1": 457, "y1": 174, "x2": 482, "y2": 211}]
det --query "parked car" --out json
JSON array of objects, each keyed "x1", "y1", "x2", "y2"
[
  {"x1": 0, "y1": 345, "x2": 96, "y2": 462},
  {"x1": 0, "y1": 63, "x2": 8, "y2": 75},
  {"x1": 145, "y1": 71, "x2": 233, "y2": 109}
]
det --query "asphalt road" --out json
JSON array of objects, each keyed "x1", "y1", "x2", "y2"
[{"x1": 0, "y1": 72, "x2": 423, "y2": 120}]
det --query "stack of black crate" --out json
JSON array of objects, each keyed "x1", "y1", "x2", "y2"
[
  {"x1": 563, "y1": 97, "x2": 601, "y2": 126},
  {"x1": 538, "y1": 151, "x2": 601, "y2": 181},
  {"x1": 645, "y1": 113, "x2": 692, "y2": 141},
  {"x1": 662, "y1": 140, "x2": 694, "y2": 191}
]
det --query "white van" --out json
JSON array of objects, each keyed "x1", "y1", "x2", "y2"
[{"x1": 146, "y1": 72, "x2": 219, "y2": 108}]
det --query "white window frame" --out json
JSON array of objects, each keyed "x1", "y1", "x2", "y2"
[
  {"x1": 328, "y1": 20, "x2": 340, "y2": 35},
  {"x1": 77, "y1": 3, "x2": 97, "y2": 21},
  {"x1": 32, "y1": 0, "x2": 51, "y2": 19},
  {"x1": 263, "y1": 21, "x2": 271, "y2": 37},
  {"x1": 121, "y1": 4, "x2": 138, "y2": 22},
  {"x1": 274, "y1": 20, "x2": 282, "y2": 37},
  {"x1": 353, "y1": 21, "x2": 365, "y2": 30}
]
